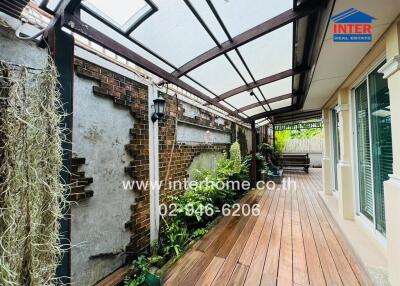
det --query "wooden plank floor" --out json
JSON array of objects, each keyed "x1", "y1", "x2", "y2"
[{"x1": 164, "y1": 169, "x2": 373, "y2": 286}]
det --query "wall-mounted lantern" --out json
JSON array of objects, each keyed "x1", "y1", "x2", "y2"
[{"x1": 151, "y1": 95, "x2": 166, "y2": 122}]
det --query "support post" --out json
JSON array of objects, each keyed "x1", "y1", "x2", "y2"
[
  {"x1": 336, "y1": 90, "x2": 355, "y2": 219},
  {"x1": 48, "y1": 21, "x2": 74, "y2": 285},
  {"x1": 321, "y1": 109, "x2": 333, "y2": 195},
  {"x1": 272, "y1": 123, "x2": 275, "y2": 149},
  {"x1": 251, "y1": 121, "x2": 257, "y2": 187}
]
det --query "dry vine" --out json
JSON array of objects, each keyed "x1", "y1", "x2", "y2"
[{"x1": 0, "y1": 59, "x2": 68, "y2": 285}]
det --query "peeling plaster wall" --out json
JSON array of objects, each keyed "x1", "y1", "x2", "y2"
[
  {"x1": 176, "y1": 102, "x2": 231, "y2": 144},
  {"x1": 0, "y1": 21, "x2": 47, "y2": 69},
  {"x1": 71, "y1": 75, "x2": 135, "y2": 286},
  {"x1": 176, "y1": 123, "x2": 231, "y2": 144},
  {"x1": 187, "y1": 152, "x2": 226, "y2": 182}
]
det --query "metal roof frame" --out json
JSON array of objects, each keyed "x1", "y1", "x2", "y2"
[{"x1": 38, "y1": 0, "x2": 330, "y2": 124}]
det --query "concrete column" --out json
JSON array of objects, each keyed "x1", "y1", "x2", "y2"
[
  {"x1": 322, "y1": 109, "x2": 333, "y2": 195},
  {"x1": 379, "y1": 19, "x2": 400, "y2": 286},
  {"x1": 336, "y1": 89, "x2": 355, "y2": 220},
  {"x1": 149, "y1": 84, "x2": 160, "y2": 243}
]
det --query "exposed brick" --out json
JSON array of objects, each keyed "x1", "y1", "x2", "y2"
[{"x1": 74, "y1": 58, "x2": 231, "y2": 258}]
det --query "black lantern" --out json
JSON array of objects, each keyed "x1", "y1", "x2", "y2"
[{"x1": 151, "y1": 96, "x2": 166, "y2": 122}]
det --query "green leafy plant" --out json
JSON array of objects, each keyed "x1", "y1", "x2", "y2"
[
  {"x1": 243, "y1": 153, "x2": 266, "y2": 173},
  {"x1": 191, "y1": 228, "x2": 208, "y2": 239},
  {"x1": 229, "y1": 141, "x2": 242, "y2": 173},
  {"x1": 126, "y1": 255, "x2": 149, "y2": 286},
  {"x1": 162, "y1": 221, "x2": 190, "y2": 257}
]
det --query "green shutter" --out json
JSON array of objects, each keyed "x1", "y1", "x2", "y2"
[
  {"x1": 355, "y1": 81, "x2": 374, "y2": 221},
  {"x1": 369, "y1": 62, "x2": 392, "y2": 235}
]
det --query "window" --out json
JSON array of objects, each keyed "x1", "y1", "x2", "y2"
[{"x1": 353, "y1": 61, "x2": 392, "y2": 235}]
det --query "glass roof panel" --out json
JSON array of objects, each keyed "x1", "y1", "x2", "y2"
[
  {"x1": 243, "y1": 106, "x2": 266, "y2": 117},
  {"x1": 225, "y1": 91, "x2": 259, "y2": 108},
  {"x1": 269, "y1": 98, "x2": 292, "y2": 110},
  {"x1": 219, "y1": 101, "x2": 236, "y2": 111},
  {"x1": 82, "y1": 0, "x2": 150, "y2": 30},
  {"x1": 209, "y1": 0, "x2": 292, "y2": 38},
  {"x1": 80, "y1": 10, "x2": 175, "y2": 72},
  {"x1": 181, "y1": 76, "x2": 217, "y2": 99},
  {"x1": 189, "y1": 0, "x2": 229, "y2": 43},
  {"x1": 256, "y1": 118, "x2": 269, "y2": 124},
  {"x1": 187, "y1": 54, "x2": 246, "y2": 94},
  {"x1": 131, "y1": 0, "x2": 218, "y2": 66},
  {"x1": 259, "y1": 77, "x2": 292, "y2": 100},
  {"x1": 238, "y1": 24, "x2": 293, "y2": 80},
  {"x1": 225, "y1": 50, "x2": 253, "y2": 84}
]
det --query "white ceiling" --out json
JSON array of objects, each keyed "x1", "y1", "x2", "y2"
[{"x1": 304, "y1": 0, "x2": 400, "y2": 110}]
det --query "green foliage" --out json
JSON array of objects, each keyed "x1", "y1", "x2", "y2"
[
  {"x1": 229, "y1": 141, "x2": 241, "y2": 173},
  {"x1": 158, "y1": 141, "x2": 250, "y2": 265},
  {"x1": 216, "y1": 157, "x2": 239, "y2": 181},
  {"x1": 126, "y1": 255, "x2": 149, "y2": 286},
  {"x1": 237, "y1": 127, "x2": 248, "y2": 158},
  {"x1": 191, "y1": 228, "x2": 208, "y2": 239},
  {"x1": 258, "y1": 143, "x2": 274, "y2": 156},
  {"x1": 126, "y1": 141, "x2": 250, "y2": 285},
  {"x1": 162, "y1": 221, "x2": 190, "y2": 257},
  {"x1": 288, "y1": 128, "x2": 322, "y2": 139},
  {"x1": 243, "y1": 153, "x2": 266, "y2": 173},
  {"x1": 274, "y1": 130, "x2": 291, "y2": 154}
]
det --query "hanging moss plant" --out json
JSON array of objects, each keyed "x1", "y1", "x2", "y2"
[{"x1": 0, "y1": 59, "x2": 67, "y2": 285}]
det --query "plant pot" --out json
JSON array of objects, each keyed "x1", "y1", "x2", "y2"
[{"x1": 145, "y1": 272, "x2": 161, "y2": 286}]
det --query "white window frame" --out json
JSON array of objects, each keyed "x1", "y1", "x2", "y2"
[{"x1": 350, "y1": 55, "x2": 387, "y2": 243}]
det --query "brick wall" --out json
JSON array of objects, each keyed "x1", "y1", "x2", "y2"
[
  {"x1": 74, "y1": 58, "x2": 231, "y2": 256},
  {"x1": 158, "y1": 93, "x2": 229, "y2": 203},
  {"x1": 74, "y1": 58, "x2": 150, "y2": 255}
]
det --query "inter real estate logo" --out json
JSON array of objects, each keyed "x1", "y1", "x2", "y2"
[{"x1": 331, "y1": 8, "x2": 376, "y2": 42}]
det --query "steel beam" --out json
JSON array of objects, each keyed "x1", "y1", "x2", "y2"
[
  {"x1": 215, "y1": 67, "x2": 307, "y2": 102},
  {"x1": 48, "y1": 22, "x2": 74, "y2": 285},
  {"x1": 64, "y1": 15, "x2": 248, "y2": 122},
  {"x1": 237, "y1": 93, "x2": 294, "y2": 113},
  {"x1": 250, "y1": 105, "x2": 297, "y2": 121},
  {"x1": 251, "y1": 121, "x2": 257, "y2": 187},
  {"x1": 171, "y1": 2, "x2": 323, "y2": 78}
]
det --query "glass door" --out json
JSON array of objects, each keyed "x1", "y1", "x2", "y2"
[
  {"x1": 355, "y1": 81, "x2": 374, "y2": 221},
  {"x1": 353, "y1": 61, "x2": 392, "y2": 236},
  {"x1": 369, "y1": 63, "x2": 392, "y2": 235}
]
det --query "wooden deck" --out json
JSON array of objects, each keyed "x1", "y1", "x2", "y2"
[{"x1": 163, "y1": 169, "x2": 373, "y2": 286}]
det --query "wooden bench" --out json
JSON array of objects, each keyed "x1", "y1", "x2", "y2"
[{"x1": 276, "y1": 153, "x2": 310, "y2": 173}]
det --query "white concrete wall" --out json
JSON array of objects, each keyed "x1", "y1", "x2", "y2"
[
  {"x1": 284, "y1": 138, "x2": 323, "y2": 167},
  {"x1": 71, "y1": 75, "x2": 136, "y2": 286}
]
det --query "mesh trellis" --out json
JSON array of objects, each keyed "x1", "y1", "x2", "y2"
[{"x1": 0, "y1": 59, "x2": 68, "y2": 286}]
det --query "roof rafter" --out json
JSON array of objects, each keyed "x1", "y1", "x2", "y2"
[
  {"x1": 215, "y1": 66, "x2": 308, "y2": 102},
  {"x1": 250, "y1": 105, "x2": 297, "y2": 120},
  {"x1": 237, "y1": 93, "x2": 294, "y2": 113},
  {"x1": 171, "y1": 1, "x2": 323, "y2": 78},
  {"x1": 63, "y1": 14, "x2": 248, "y2": 122}
]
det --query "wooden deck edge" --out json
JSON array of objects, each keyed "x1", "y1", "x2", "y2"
[{"x1": 95, "y1": 266, "x2": 130, "y2": 286}]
